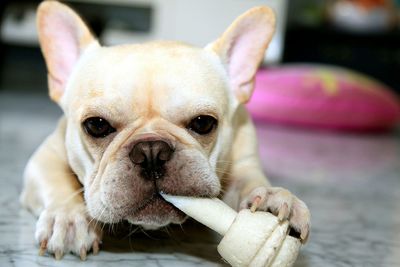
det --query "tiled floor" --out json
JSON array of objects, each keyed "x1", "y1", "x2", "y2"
[{"x1": 1, "y1": 92, "x2": 399, "y2": 266}]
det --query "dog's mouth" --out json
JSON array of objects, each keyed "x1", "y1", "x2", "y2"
[
  {"x1": 132, "y1": 193, "x2": 173, "y2": 214},
  {"x1": 125, "y1": 193, "x2": 187, "y2": 229}
]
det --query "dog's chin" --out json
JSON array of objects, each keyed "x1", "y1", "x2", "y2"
[{"x1": 125, "y1": 195, "x2": 187, "y2": 229}]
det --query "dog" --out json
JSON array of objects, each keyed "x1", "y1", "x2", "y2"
[{"x1": 20, "y1": 1, "x2": 310, "y2": 261}]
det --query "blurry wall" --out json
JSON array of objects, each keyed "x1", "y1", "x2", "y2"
[
  {"x1": 0, "y1": 0, "x2": 399, "y2": 95},
  {"x1": 0, "y1": 0, "x2": 287, "y2": 92},
  {"x1": 284, "y1": 0, "x2": 400, "y2": 93}
]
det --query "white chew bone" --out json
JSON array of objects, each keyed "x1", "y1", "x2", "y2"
[
  {"x1": 161, "y1": 194, "x2": 301, "y2": 267},
  {"x1": 162, "y1": 194, "x2": 237, "y2": 235}
]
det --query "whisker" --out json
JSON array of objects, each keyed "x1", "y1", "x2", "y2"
[
  {"x1": 88, "y1": 213, "x2": 98, "y2": 226},
  {"x1": 163, "y1": 225, "x2": 172, "y2": 238},
  {"x1": 101, "y1": 221, "x2": 108, "y2": 233},
  {"x1": 215, "y1": 169, "x2": 234, "y2": 177},
  {"x1": 107, "y1": 212, "x2": 120, "y2": 235},
  {"x1": 139, "y1": 227, "x2": 157, "y2": 240},
  {"x1": 178, "y1": 223, "x2": 186, "y2": 234},
  {"x1": 216, "y1": 160, "x2": 234, "y2": 165},
  {"x1": 93, "y1": 206, "x2": 106, "y2": 231},
  {"x1": 125, "y1": 225, "x2": 140, "y2": 239},
  {"x1": 113, "y1": 221, "x2": 120, "y2": 234},
  {"x1": 128, "y1": 225, "x2": 135, "y2": 252},
  {"x1": 215, "y1": 166, "x2": 232, "y2": 174},
  {"x1": 109, "y1": 223, "x2": 114, "y2": 235},
  {"x1": 215, "y1": 168, "x2": 231, "y2": 173},
  {"x1": 60, "y1": 187, "x2": 85, "y2": 206}
]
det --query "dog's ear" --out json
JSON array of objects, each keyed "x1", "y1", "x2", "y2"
[
  {"x1": 206, "y1": 7, "x2": 275, "y2": 104},
  {"x1": 37, "y1": 1, "x2": 98, "y2": 103}
]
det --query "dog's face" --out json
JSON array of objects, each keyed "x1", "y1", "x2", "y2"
[
  {"x1": 65, "y1": 43, "x2": 231, "y2": 228},
  {"x1": 37, "y1": 1, "x2": 275, "y2": 229}
]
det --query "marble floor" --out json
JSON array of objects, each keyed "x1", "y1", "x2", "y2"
[{"x1": 1, "y1": 92, "x2": 400, "y2": 267}]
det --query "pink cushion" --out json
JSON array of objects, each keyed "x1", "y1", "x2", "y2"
[{"x1": 247, "y1": 65, "x2": 400, "y2": 131}]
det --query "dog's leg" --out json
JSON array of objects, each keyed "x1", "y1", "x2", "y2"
[
  {"x1": 20, "y1": 119, "x2": 101, "y2": 260},
  {"x1": 223, "y1": 107, "x2": 311, "y2": 243}
]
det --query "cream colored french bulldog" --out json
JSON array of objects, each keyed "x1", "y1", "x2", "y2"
[{"x1": 21, "y1": 0, "x2": 310, "y2": 261}]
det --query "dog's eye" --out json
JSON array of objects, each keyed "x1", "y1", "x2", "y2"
[
  {"x1": 187, "y1": 115, "x2": 217, "y2": 135},
  {"x1": 83, "y1": 117, "x2": 116, "y2": 138}
]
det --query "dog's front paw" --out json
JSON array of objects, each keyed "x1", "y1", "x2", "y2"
[
  {"x1": 35, "y1": 204, "x2": 102, "y2": 260},
  {"x1": 240, "y1": 186, "x2": 310, "y2": 243}
]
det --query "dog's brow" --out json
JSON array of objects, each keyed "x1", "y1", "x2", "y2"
[
  {"x1": 184, "y1": 102, "x2": 220, "y2": 119},
  {"x1": 193, "y1": 106, "x2": 219, "y2": 118},
  {"x1": 78, "y1": 101, "x2": 125, "y2": 123}
]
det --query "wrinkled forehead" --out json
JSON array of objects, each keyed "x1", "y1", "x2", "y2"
[{"x1": 65, "y1": 43, "x2": 230, "y2": 118}]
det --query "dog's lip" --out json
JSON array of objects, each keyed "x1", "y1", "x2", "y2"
[
  {"x1": 132, "y1": 193, "x2": 163, "y2": 214},
  {"x1": 130, "y1": 192, "x2": 180, "y2": 215},
  {"x1": 126, "y1": 192, "x2": 188, "y2": 224}
]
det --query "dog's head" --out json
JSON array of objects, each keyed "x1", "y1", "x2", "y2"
[{"x1": 37, "y1": 1, "x2": 275, "y2": 229}]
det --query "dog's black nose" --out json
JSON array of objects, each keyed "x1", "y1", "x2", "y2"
[{"x1": 129, "y1": 140, "x2": 173, "y2": 180}]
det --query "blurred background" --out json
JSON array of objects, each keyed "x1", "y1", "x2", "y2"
[
  {"x1": 0, "y1": 1, "x2": 400, "y2": 266},
  {"x1": 0, "y1": 0, "x2": 399, "y2": 93}
]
